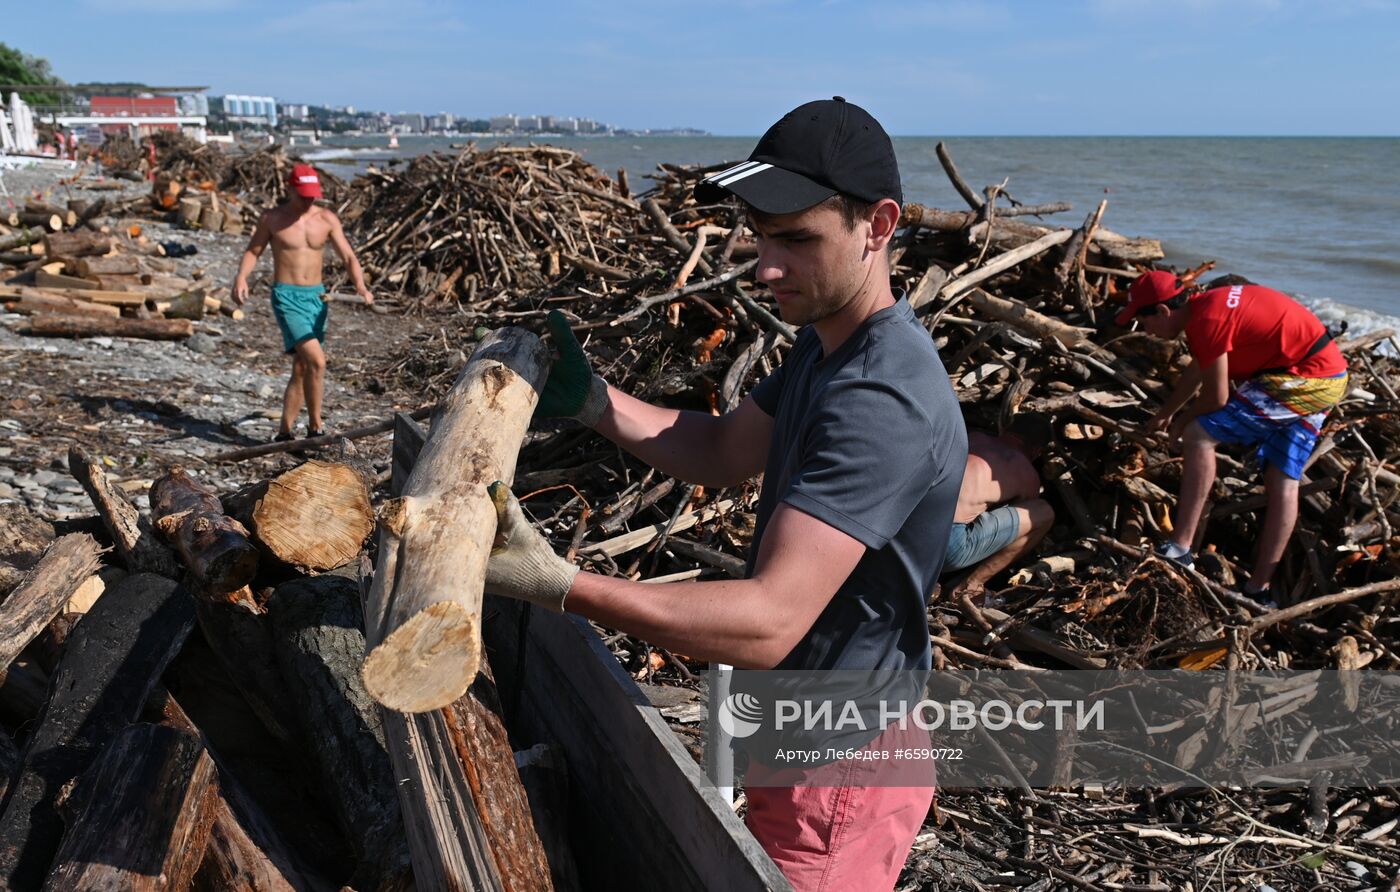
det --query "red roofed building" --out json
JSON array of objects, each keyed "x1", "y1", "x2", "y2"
[{"x1": 89, "y1": 96, "x2": 180, "y2": 135}]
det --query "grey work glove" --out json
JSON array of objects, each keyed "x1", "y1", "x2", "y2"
[
  {"x1": 484, "y1": 481, "x2": 579, "y2": 612},
  {"x1": 534, "y1": 310, "x2": 609, "y2": 427}
]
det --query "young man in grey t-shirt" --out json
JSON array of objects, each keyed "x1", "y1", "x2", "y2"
[{"x1": 484, "y1": 98, "x2": 966, "y2": 891}]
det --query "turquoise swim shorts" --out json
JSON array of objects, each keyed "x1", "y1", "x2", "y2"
[{"x1": 270, "y1": 282, "x2": 327, "y2": 354}]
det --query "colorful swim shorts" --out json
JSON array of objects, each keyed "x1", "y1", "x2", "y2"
[{"x1": 270, "y1": 282, "x2": 327, "y2": 354}]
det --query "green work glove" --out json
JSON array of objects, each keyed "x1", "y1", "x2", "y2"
[
  {"x1": 484, "y1": 481, "x2": 578, "y2": 612},
  {"x1": 535, "y1": 310, "x2": 609, "y2": 427}
]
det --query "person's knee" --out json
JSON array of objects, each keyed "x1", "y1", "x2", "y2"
[
  {"x1": 1020, "y1": 498, "x2": 1055, "y2": 532},
  {"x1": 289, "y1": 356, "x2": 305, "y2": 378},
  {"x1": 299, "y1": 346, "x2": 326, "y2": 372}
]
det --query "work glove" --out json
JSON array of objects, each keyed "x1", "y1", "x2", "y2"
[
  {"x1": 484, "y1": 481, "x2": 578, "y2": 612},
  {"x1": 535, "y1": 310, "x2": 609, "y2": 427}
]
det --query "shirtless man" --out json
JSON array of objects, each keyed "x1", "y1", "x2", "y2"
[
  {"x1": 232, "y1": 164, "x2": 373, "y2": 441},
  {"x1": 943, "y1": 413, "x2": 1056, "y2": 600}
]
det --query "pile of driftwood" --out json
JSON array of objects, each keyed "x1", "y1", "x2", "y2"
[
  {"x1": 1, "y1": 224, "x2": 238, "y2": 340},
  {"x1": 341, "y1": 144, "x2": 1400, "y2": 888}
]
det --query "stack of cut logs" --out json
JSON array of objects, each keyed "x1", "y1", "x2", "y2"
[
  {"x1": 0, "y1": 436, "x2": 557, "y2": 889},
  {"x1": 1, "y1": 223, "x2": 239, "y2": 340}
]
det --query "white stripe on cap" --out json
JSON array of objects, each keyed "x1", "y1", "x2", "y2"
[
  {"x1": 715, "y1": 162, "x2": 772, "y2": 188},
  {"x1": 703, "y1": 160, "x2": 759, "y2": 184}
]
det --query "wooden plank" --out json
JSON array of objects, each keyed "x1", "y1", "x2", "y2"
[{"x1": 484, "y1": 599, "x2": 791, "y2": 892}]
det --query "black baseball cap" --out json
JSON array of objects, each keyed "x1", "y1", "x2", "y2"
[{"x1": 695, "y1": 97, "x2": 902, "y2": 215}]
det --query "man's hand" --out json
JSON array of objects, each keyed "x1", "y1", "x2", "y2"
[
  {"x1": 535, "y1": 310, "x2": 608, "y2": 426},
  {"x1": 358, "y1": 287, "x2": 375, "y2": 307},
  {"x1": 484, "y1": 481, "x2": 578, "y2": 612},
  {"x1": 232, "y1": 277, "x2": 249, "y2": 307}
]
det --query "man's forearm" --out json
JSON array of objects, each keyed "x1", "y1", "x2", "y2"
[
  {"x1": 344, "y1": 254, "x2": 369, "y2": 292},
  {"x1": 592, "y1": 386, "x2": 743, "y2": 487},
  {"x1": 1160, "y1": 364, "x2": 1202, "y2": 417},
  {"x1": 565, "y1": 570, "x2": 790, "y2": 668},
  {"x1": 234, "y1": 251, "x2": 259, "y2": 284}
]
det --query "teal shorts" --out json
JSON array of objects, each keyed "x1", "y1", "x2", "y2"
[{"x1": 270, "y1": 283, "x2": 327, "y2": 354}]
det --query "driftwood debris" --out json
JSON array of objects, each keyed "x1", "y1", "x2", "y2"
[
  {"x1": 223, "y1": 460, "x2": 373, "y2": 573},
  {"x1": 151, "y1": 466, "x2": 260, "y2": 594}
]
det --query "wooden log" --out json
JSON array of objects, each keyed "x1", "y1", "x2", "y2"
[
  {"x1": 0, "y1": 227, "x2": 46, "y2": 252},
  {"x1": 0, "y1": 534, "x2": 103, "y2": 670},
  {"x1": 88, "y1": 273, "x2": 144, "y2": 292},
  {"x1": 362, "y1": 327, "x2": 550, "y2": 713},
  {"x1": 268, "y1": 576, "x2": 411, "y2": 889},
  {"x1": 164, "y1": 288, "x2": 208, "y2": 320},
  {"x1": 222, "y1": 461, "x2": 373, "y2": 573},
  {"x1": 0, "y1": 573, "x2": 195, "y2": 889},
  {"x1": 193, "y1": 802, "x2": 300, "y2": 892},
  {"x1": 368, "y1": 505, "x2": 553, "y2": 892},
  {"x1": 33, "y1": 269, "x2": 100, "y2": 290},
  {"x1": 0, "y1": 504, "x2": 54, "y2": 572},
  {"x1": 43, "y1": 723, "x2": 218, "y2": 892},
  {"x1": 24, "y1": 314, "x2": 195, "y2": 340},
  {"x1": 0, "y1": 283, "x2": 145, "y2": 306},
  {"x1": 928, "y1": 229, "x2": 1075, "y2": 306},
  {"x1": 3, "y1": 294, "x2": 120, "y2": 318},
  {"x1": 899, "y1": 202, "x2": 1163, "y2": 263},
  {"x1": 41, "y1": 230, "x2": 111, "y2": 259},
  {"x1": 151, "y1": 467, "x2": 259, "y2": 594},
  {"x1": 24, "y1": 202, "x2": 76, "y2": 229},
  {"x1": 179, "y1": 196, "x2": 206, "y2": 228},
  {"x1": 194, "y1": 590, "x2": 300, "y2": 744},
  {"x1": 212, "y1": 405, "x2": 435, "y2": 463},
  {"x1": 17, "y1": 212, "x2": 63, "y2": 233},
  {"x1": 68, "y1": 445, "x2": 180, "y2": 577},
  {"x1": 964, "y1": 288, "x2": 1096, "y2": 349},
  {"x1": 391, "y1": 412, "x2": 428, "y2": 498},
  {"x1": 200, "y1": 207, "x2": 226, "y2": 233}
]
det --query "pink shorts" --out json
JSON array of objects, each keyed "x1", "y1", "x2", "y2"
[{"x1": 744, "y1": 719, "x2": 936, "y2": 892}]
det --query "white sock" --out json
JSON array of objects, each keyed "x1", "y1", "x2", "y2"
[{"x1": 1160, "y1": 541, "x2": 1191, "y2": 559}]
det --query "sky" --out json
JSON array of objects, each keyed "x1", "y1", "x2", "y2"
[{"x1": 7, "y1": 0, "x2": 1400, "y2": 135}]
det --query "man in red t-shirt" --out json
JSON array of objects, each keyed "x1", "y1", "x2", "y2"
[{"x1": 1117, "y1": 271, "x2": 1348, "y2": 600}]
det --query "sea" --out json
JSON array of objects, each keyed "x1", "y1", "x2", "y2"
[{"x1": 308, "y1": 135, "x2": 1400, "y2": 336}]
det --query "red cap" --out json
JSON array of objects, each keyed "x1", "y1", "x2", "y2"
[
  {"x1": 289, "y1": 163, "x2": 323, "y2": 198},
  {"x1": 1116, "y1": 270, "x2": 1184, "y2": 325}
]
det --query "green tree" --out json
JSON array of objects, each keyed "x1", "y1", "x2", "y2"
[{"x1": 0, "y1": 43, "x2": 64, "y2": 105}]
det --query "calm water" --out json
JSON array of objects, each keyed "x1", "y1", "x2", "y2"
[{"x1": 313, "y1": 135, "x2": 1400, "y2": 332}]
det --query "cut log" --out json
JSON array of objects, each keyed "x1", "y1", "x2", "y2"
[
  {"x1": 0, "y1": 534, "x2": 103, "y2": 670},
  {"x1": 43, "y1": 723, "x2": 218, "y2": 892},
  {"x1": 24, "y1": 202, "x2": 76, "y2": 229},
  {"x1": 3, "y1": 293, "x2": 120, "y2": 318},
  {"x1": 24, "y1": 314, "x2": 195, "y2": 340},
  {"x1": 362, "y1": 327, "x2": 550, "y2": 713},
  {"x1": 88, "y1": 273, "x2": 144, "y2": 292},
  {"x1": 0, "y1": 504, "x2": 54, "y2": 571},
  {"x1": 200, "y1": 207, "x2": 226, "y2": 233},
  {"x1": 268, "y1": 576, "x2": 411, "y2": 889},
  {"x1": 41, "y1": 230, "x2": 110, "y2": 259},
  {"x1": 151, "y1": 466, "x2": 259, "y2": 594},
  {"x1": 0, "y1": 573, "x2": 195, "y2": 889},
  {"x1": 165, "y1": 288, "x2": 209, "y2": 321},
  {"x1": 223, "y1": 461, "x2": 373, "y2": 573},
  {"x1": 17, "y1": 212, "x2": 63, "y2": 233},
  {"x1": 68, "y1": 445, "x2": 179, "y2": 577},
  {"x1": 0, "y1": 227, "x2": 46, "y2": 252},
  {"x1": 193, "y1": 802, "x2": 300, "y2": 892},
  {"x1": 34, "y1": 269, "x2": 101, "y2": 290},
  {"x1": 179, "y1": 196, "x2": 206, "y2": 228}
]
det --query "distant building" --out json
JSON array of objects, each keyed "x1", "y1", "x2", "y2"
[
  {"x1": 390, "y1": 112, "x2": 425, "y2": 133},
  {"x1": 518, "y1": 115, "x2": 543, "y2": 131},
  {"x1": 218, "y1": 94, "x2": 278, "y2": 127},
  {"x1": 425, "y1": 112, "x2": 455, "y2": 131},
  {"x1": 280, "y1": 103, "x2": 310, "y2": 121},
  {"x1": 178, "y1": 93, "x2": 209, "y2": 116},
  {"x1": 68, "y1": 94, "x2": 206, "y2": 141},
  {"x1": 489, "y1": 114, "x2": 517, "y2": 132}
]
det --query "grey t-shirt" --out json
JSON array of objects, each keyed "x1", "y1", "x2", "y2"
[{"x1": 748, "y1": 296, "x2": 966, "y2": 672}]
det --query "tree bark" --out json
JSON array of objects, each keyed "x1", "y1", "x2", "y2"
[
  {"x1": 362, "y1": 327, "x2": 550, "y2": 713},
  {"x1": 68, "y1": 445, "x2": 179, "y2": 577},
  {"x1": 0, "y1": 504, "x2": 54, "y2": 571},
  {"x1": 223, "y1": 460, "x2": 374, "y2": 573},
  {"x1": 0, "y1": 534, "x2": 103, "y2": 670},
  {"x1": 41, "y1": 230, "x2": 111, "y2": 259},
  {"x1": 24, "y1": 202, "x2": 76, "y2": 229},
  {"x1": 193, "y1": 589, "x2": 300, "y2": 744},
  {"x1": 0, "y1": 227, "x2": 46, "y2": 252},
  {"x1": 0, "y1": 573, "x2": 195, "y2": 889},
  {"x1": 25, "y1": 314, "x2": 195, "y2": 340},
  {"x1": 151, "y1": 466, "x2": 259, "y2": 594},
  {"x1": 269, "y1": 576, "x2": 411, "y2": 890},
  {"x1": 900, "y1": 201, "x2": 1163, "y2": 264},
  {"x1": 43, "y1": 723, "x2": 218, "y2": 891}
]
